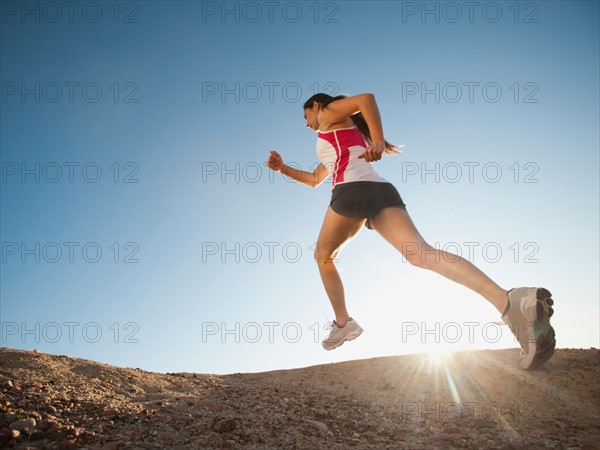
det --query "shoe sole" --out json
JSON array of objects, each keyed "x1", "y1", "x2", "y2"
[
  {"x1": 522, "y1": 287, "x2": 556, "y2": 370},
  {"x1": 323, "y1": 327, "x2": 363, "y2": 351}
]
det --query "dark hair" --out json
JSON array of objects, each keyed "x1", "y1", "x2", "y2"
[{"x1": 302, "y1": 93, "x2": 400, "y2": 155}]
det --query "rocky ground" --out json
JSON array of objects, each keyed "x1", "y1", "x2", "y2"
[{"x1": 0, "y1": 347, "x2": 598, "y2": 449}]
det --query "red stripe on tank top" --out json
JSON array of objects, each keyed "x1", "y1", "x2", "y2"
[
  {"x1": 334, "y1": 131, "x2": 350, "y2": 184},
  {"x1": 318, "y1": 128, "x2": 368, "y2": 186},
  {"x1": 317, "y1": 131, "x2": 340, "y2": 186},
  {"x1": 333, "y1": 134, "x2": 342, "y2": 184},
  {"x1": 338, "y1": 129, "x2": 368, "y2": 184}
]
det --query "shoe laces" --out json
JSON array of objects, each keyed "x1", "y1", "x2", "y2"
[{"x1": 327, "y1": 320, "x2": 341, "y2": 334}]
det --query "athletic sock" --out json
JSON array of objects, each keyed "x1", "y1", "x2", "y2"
[{"x1": 334, "y1": 319, "x2": 350, "y2": 328}]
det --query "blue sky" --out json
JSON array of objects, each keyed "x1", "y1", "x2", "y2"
[{"x1": 1, "y1": 1, "x2": 598, "y2": 374}]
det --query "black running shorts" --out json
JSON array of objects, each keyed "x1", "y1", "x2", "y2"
[{"x1": 329, "y1": 181, "x2": 407, "y2": 230}]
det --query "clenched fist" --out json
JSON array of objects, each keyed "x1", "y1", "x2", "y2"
[{"x1": 266, "y1": 150, "x2": 285, "y2": 172}]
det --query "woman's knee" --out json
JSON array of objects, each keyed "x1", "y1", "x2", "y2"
[{"x1": 314, "y1": 242, "x2": 340, "y2": 267}]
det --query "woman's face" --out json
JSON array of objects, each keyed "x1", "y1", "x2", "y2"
[{"x1": 303, "y1": 102, "x2": 320, "y2": 131}]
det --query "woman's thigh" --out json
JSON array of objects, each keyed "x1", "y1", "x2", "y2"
[
  {"x1": 315, "y1": 207, "x2": 366, "y2": 263},
  {"x1": 368, "y1": 206, "x2": 428, "y2": 259}
]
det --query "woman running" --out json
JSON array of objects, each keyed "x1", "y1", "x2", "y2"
[{"x1": 266, "y1": 93, "x2": 555, "y2": 370}]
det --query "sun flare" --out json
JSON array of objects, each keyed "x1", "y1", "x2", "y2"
[{"x1": 425, "y1": 346, "x2": 455, "y2": 365}]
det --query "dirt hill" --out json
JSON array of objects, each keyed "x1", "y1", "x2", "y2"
[{"x1": 0, "y1": 347, "x2": 598, "y2": 449}]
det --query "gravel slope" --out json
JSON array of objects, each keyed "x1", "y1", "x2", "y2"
[{"x1": 1, "y1": 347, "x2": 598, "y2": 449}]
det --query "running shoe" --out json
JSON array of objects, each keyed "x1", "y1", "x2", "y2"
[
  {"x1": 322, "y1": 318, "x2": 363, "y2": 350},
  {"x1": 502, "y1": 287, "x2": 555, "y2": 370}
]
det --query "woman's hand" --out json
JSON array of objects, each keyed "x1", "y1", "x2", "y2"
[
  {"x1": 266, "y1": 150, "x2": 285, "y2": 172},
  {"x1": 358, "y1": 140, "x2": 385, "y2": 162}
]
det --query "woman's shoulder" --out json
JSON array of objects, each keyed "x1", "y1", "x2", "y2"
[{"x1": 317, "y1": 119, "x2": 355, "y2": 133}]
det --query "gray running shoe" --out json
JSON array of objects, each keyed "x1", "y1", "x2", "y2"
[
  {"x1": 322, "y1": 318, "x2": 363, "y2": 350},
  {"x1": 502, "y1": 287, "x2": 555, "y2": 369}
]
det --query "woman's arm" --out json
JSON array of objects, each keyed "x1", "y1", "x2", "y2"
[
  {"x1": 266, "y1": 151, "x2": 329, "y2": 188},
  {"x1": 318, "y1": 93, "x2": 384, "y2": 142},
  {"x1": 319, "y1": 93, "x2": 387, "y2": 162},
  {"x1": 281, "y1": 163, "x2": 329, "y2": 188}
]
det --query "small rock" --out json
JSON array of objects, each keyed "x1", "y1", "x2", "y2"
[
  {"x1": 203, "y1": 402, "x2": 222, "y2": 412},
  {"x1": 303, "y1": 419, "x2": 329, "y2": 434},
  {"x1": 9, "y1": 418, "x2": 36, "y2": 432},
  {"x1": 198, "y1": 432, "x2": 224, "y2": 447},
  {"x1": 474, "y1": 418, "x2": 495, "y2": 429},
  {"x1": 30, "y1": 431, "x2": 45, "y2": 441},
  {"x1": 8, "y1": 429, "x2": 20, "y2": 439},
  {"x1": 315, "y1": 408, "x2": 328, "y2": 418},
  {"x1": 212, "y1": 417, "x2": 237, "y2": 433},
  {"x1": 102, "y1": 408, "x2": 119, "y2": 418},
  {"x1": 67, "y1": 427, "x2": 83, "y2": 437},
  {"x1": 45, "y1": 405, "x2": 58, "y2": 414}
]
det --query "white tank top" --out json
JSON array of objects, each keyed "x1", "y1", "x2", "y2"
[{"x1": 316, "y1": 126, "x2": 388, "y2": 189}]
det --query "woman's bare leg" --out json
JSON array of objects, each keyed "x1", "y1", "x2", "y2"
[
  {"x1": 314, "y1": 207, "x2": 366, "y2": 325},
  {"x1": 369, "y1": 207, "x2": 509, "y2": 314}
]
